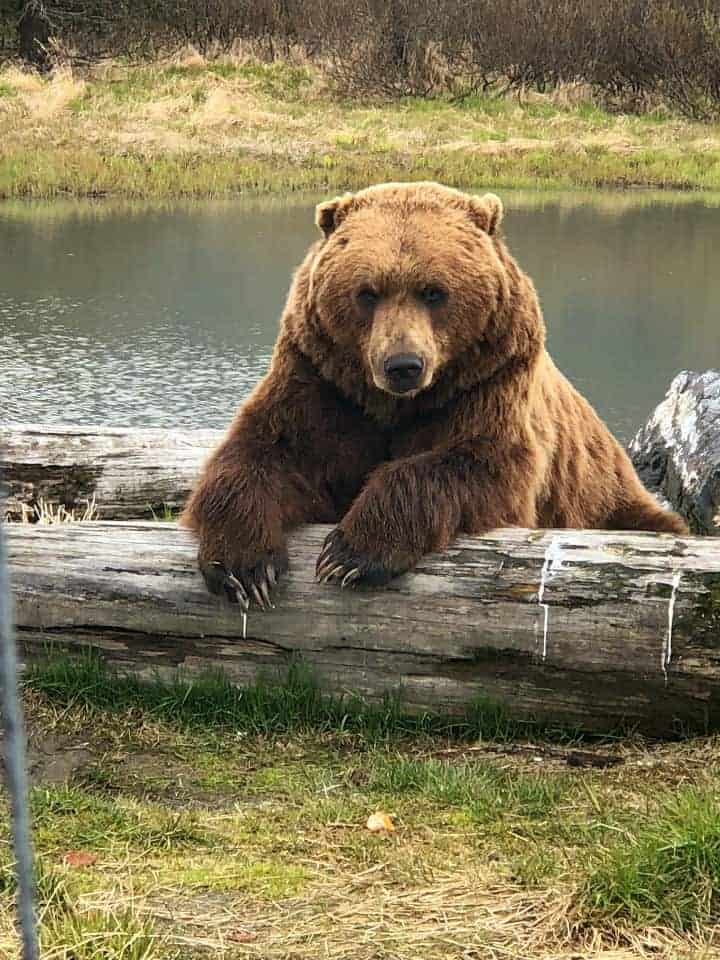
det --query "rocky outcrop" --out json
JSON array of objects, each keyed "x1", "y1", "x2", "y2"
[{"x1": 630, "y1": 370, "x2": 720, "y2": 535}]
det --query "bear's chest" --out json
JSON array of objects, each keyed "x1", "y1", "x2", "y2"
[{"x1": 386, "y1": 416, "x2": 447, "y2": 459}]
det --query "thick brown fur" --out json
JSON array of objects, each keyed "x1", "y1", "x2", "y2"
[{"x1": 182, "y1": 181, "x2": 688, "y2": 609}]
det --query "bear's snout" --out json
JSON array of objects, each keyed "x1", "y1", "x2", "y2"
[
  {"x1": 367, "y1": 300, "x2": 438, "y2": 397},
  {"x1": 383, "y1": 352, "x2": 425, "y2": 394}
]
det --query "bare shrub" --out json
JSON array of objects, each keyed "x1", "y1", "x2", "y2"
[{"x1": 5, "y1": 0, "x2": 720, "y2": 118}]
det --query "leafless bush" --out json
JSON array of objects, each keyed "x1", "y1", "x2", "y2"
[
  {"x1": 297, "y1": 0, "x2": 720, "y2": 119},
  {"x1": 606, "y1": 1, "x2": 720, "y2": 120},
  {"x1": 4, "y1": 0, "x2": 720, "y2": 118},
  {"x1": 293, "y1": 0, "x2": 468, "y2": 97}
]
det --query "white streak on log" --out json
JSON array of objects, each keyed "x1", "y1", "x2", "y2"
[
  {"x1": 663, "y1": 570, "x2": 683, "y2": 681},
  {"x1": 536, "y1": 536, "x2": 566, "y2": 661}
]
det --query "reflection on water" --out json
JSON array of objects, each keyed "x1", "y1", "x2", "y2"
[{"x1": 1, "y1": 192, "x2": 719, "y2": 442}]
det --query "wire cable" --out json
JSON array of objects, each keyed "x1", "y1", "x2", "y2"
[{"x1": 0, "y1": 505, "x2": 40, "y2": 960}]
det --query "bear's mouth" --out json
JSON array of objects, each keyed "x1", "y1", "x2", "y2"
[
  {"x1": 379, "y1": 384, "x2": 425, "y2": 398},
  {"x1": 372, "y1": 365, "x2": 434, "y2": 398}
]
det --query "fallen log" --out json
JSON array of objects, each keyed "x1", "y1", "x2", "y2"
[
  {"x1": 7, "y1": 521, "x2": 720, "y2": 735},
  {"x1": 2, "y1": 423, "x2": 221, "y2": 520}
]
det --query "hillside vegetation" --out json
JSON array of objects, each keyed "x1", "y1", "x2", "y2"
[{"x1": 1, "y1": 56, "x2": 720, "y2": 199}]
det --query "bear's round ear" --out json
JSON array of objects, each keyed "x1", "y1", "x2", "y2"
[
  {"x1": 315, "y1": 194, "x2": 353, "y2": 238},
  {"x1": 468, "y1": 193, "x2": 504, "y2": 235}
]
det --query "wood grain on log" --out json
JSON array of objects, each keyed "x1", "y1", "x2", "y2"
[
  {"x1": 7, "y1": 521, "x2": 720, "y2": 735},
  {"x1": 2, "y1": 423, "x2": 221, "y2": 520}
]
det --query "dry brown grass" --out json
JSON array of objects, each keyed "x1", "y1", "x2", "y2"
[
  {"x1": 1, "y1": 871, "x2": 700, "y2": 960},
  {"x1": 146, "y1": 875, "x2": 720, "y2": 959},
  {"x1": 10, "y1": 496, "x2": 98, "y2": 524}
]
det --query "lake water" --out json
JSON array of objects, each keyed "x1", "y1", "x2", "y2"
[{"x1": 1, "y1": 193, "x2": 719, "y2": 443}]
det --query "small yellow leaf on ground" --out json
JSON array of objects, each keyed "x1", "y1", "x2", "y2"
[{"x1": 366, "y1": 811, "x2": 394, "y2": 833}]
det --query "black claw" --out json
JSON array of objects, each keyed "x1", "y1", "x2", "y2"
[
  {"x1": 199, "y1": 550, "x2": 287, "y2": 612},
  {"x1": 341, "y1": 568, "x2": 360, "y2": 588},
  {"x1": 327, "y1": 563, "x2": 346, "y2": 581},
  {"x1": 249, "y1": 584, "x2": 265, "y2": 610},
  {"x1": 258, "y1": 579, "x2": 274, "y2": 609},
  {"x1": 225, "y1": 572, "x2": 248, "y2": 607},
  {"x1": 315, "y1": 528, "x2": 398, "y2": 589},
  {"x1": 316, "y1": 557, "x2": 338, "y2": 581},
  {"x1": 225, "y1": 571, "x2": 243, "y2": 591}
]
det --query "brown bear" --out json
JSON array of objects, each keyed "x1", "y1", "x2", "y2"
[{"x1": 182, "y1": 181, "x2": 688, "y2": 610}]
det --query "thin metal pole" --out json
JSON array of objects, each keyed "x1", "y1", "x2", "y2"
[{"x1": 0, "y1": 509, "x2": 40, "y2": 960}]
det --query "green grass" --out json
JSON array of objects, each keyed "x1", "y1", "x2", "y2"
[
  {"x1": 2, "y1": 142, "x2": 718, "y2": 202},
  {"x1": 161, "y1": 857, "x2": 310, "y2": 898},
  {"x1": 162, "y1": 60, "x2": 311, "y2": 97},
  {"x1": 368, "y1": 755, "x2": 567, "y2": 821},
  {"x1": 234, "y1": 61, "x2": 313, "y2": 98},
  {"x1": 583, "y1": 787, "x2": 720, "y2": 931},
  {"x1": 148, "y1": 503, "x2": 178, "y2": 521},
  {"x1": 24, "y1": 650, "x2": 561, "y2": 742},
  {"x1": 0, "y1": 854, "x2": 169, "y2": 959},
  {"x1": 575, "y1": 100, "x2": 615, "y2": 125},
  {"x1": 2, "y1": 59, "x2": 720, "y2": 199},
  {"x1": 40, "y1": 908, "x2": 164, "y2": 960},
  {"x1": 30, "y1": 785, "x2": 210, "y2": 853}
]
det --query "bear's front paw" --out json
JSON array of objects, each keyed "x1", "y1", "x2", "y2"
[
  {"x1": 200, "y1": 548, "x2": 288, "y2": 611},
  {"x1": 315, "y1": 528, "x2": 399, "y2": 588}
]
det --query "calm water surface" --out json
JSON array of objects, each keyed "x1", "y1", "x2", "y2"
[{"x1": 1, "y1": 194, "x2": 719, "y2": 442}]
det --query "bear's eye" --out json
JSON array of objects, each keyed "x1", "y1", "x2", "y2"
[
  {"x1": 419, "y1": 285, "x2": 448, "y2": 306},
  {"x1": 356, "y1": 286, "x2": 380, "y2": 309}
]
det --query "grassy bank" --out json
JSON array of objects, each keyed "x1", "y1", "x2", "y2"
[
  {"x1": 1, "y1": 656, "x2": 719, "y2": 958},
  {"x1": 2, "y1": 58, "x2": 720, "y2": 200}
]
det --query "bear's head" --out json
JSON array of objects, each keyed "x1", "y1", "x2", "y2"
[{"x1": 306, "y1": 181, "x2": 520, "y2": 401}]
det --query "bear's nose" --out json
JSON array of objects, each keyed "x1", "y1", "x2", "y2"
[{"x1": 384, "y1": 353, "x2": 425, "y2": 392}]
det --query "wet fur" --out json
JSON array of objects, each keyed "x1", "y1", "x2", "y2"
[{"x1": 182, "y1": 181, "x2": 687, "y2": 608}]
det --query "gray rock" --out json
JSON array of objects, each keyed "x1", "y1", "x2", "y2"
[{"x1": 630, "y1": 370, "x2": 720, "y2": 535}]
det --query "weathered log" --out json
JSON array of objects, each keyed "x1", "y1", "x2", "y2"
[
  {"x1": 7, "y1": 521, "x2": 720, "y2": 735},
  {"x1": 631, "y1": 370, "x2": 720, "y2": 536},
  {"x1": 2, "y1": 423, "x2": 221, "y2": 520}
]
